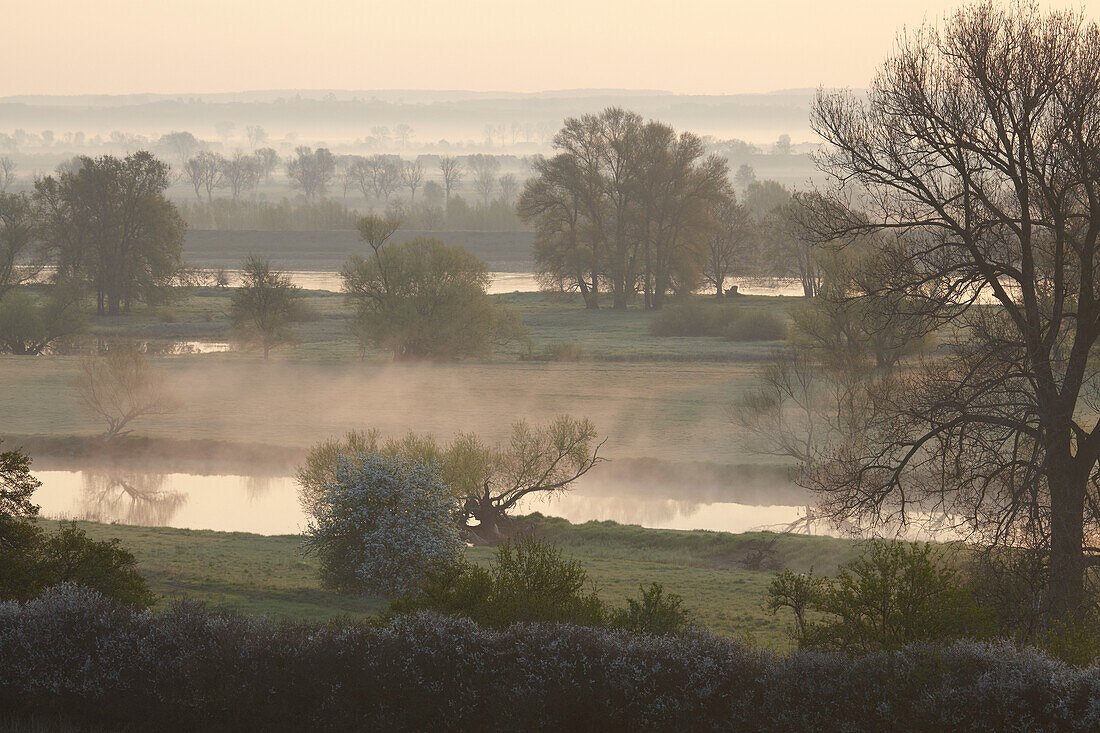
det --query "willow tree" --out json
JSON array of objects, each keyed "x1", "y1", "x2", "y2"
[{"x1": 804, "y1": 1, "x2": 1100, "y2": 619}]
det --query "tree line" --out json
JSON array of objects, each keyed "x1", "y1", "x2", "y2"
[{"x1": 519, "y1": 108, "x2": 822, "y2": 310}]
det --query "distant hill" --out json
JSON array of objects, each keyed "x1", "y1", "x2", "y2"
[{"x1": 0, "y1": 88, "x2": 828, "y2": 145}]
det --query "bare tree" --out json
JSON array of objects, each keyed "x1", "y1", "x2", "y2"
[
  {"x1": 438, "y1": 156, "x2": 464, "y2": 206},
  {"x1": 75, "y1": 346, "x2": 179, "y2": 442},
  {"x1": 394, "y1": 124, "x2": 412, "y2": 149},
  {"x1": 468, "y1": 154, "x2": 500, "y2": 206},
  {"x1": 703, "y1": 194, "x2": 753, "y2": 297},
  {"x1": 254, "y1": 148, "x2": 280, "y2": 183},
  {"x1": 370, "y1": 126, "x2": 391, "y2": 148},
  {"x1": 245, "y1": 125, "x2": 268, "y2": 151},
  {"x1": 286, "y1": 146, "x2": 336, "y2": 201},
  {"x1": 0, "y1": 157, "x2": 15, "y2": 192},
  {"x1": 0, "y1": 192, "x2": 40, "y2": 295},
  {"x1": 498, "y1": 172, "x2": 518, "y2": 205},
  {"x1": 184, "y1": 151, "x2": 222, "y2": 202},
  {"x1": 219, "y1": 149, "x2": 260, "y2": 200},
  {"x1": 401, "y1": 160, "x2": 423, "y2": 201},
  {"x1": 786, "y1": 1, "x2": 1100, "y2": 620}
]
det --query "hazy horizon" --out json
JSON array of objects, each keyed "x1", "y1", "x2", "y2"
[{"x1": 1, "y1": 0, "x2": 1028, "y2": 97}]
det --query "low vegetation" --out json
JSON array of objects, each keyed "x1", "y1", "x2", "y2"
[
  {"x1": 392, "y1": 535, "x2": 691, "y2": 634},
  {"x1": 4, "y1": 584, "x2": 1100, "y2": 731},
  {"x1": 0, "y1": 443, "x2": 153, "y2": 607}
]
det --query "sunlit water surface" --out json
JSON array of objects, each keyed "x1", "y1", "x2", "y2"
[{"x1": 32, "y1": 468, "x2": 823, "y2": 536}]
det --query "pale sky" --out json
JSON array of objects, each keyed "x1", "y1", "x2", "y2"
[{"x1": 0, "y1": 0, "x2": 1083, "y2": 96}]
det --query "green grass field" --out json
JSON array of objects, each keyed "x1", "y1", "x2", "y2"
[
  {"x1": 72, "y1": 516, "x2": 864, "y2": 651},
  {"x1": 1, "y1": 285, "x2": 820, "y2": 650}
]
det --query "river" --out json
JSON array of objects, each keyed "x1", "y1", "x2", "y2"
[{"x1": 31, "y1": 466, "x2": 823, "y2": 536}]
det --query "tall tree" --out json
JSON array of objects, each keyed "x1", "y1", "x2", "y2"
[
  {"x1": 518, "y1": 153, "x2": 599, "y2": 308},
  {"x1": 438, "y1": 156, "x2": 464, "y2": 206},
  {"x1": 468, "y1": 154, "x2": 501, "y2": 206},
  {"x1": 245, "y1": 125, "x2": 268, "y2": 151},
  {"x1": 219, "y1": 149, "x2": 260, "y2": 200},
  {"x1": 0, "y1": 157, "x2": 16, "y2": 192},
  {"x1": 797, "y1": 1, "x2": 1100, "y2": 620},
  {"x1": 702, "y1": 194, "x2": 753, "y2": 298},
  {"x1": 286, "y1": 146, "x2": 336, "y2": 201},
  {"x1": 254, "y1": 148, "x2": 280, "y2": 183},
  {"x1": 34, "y1": 152, "x2": 185, "y2": 315},
  {"x1": 183, "y1": 151, "x2": 222, "y2": 203},
  {"x1": 0, "y1": 192, "x2": 39, "y2": 296},
  {"x1": 401, "y1": 160, "x2": 424, "y2": 201}
]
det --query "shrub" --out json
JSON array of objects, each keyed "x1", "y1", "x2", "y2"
[
  {"x1": 544, "y1": 341, "x2": 585, "y2": 361},
  {"x1": 301, "y1": 453, "x2": 462, "y2": 598},
  {"x1": 609, "y1": 582, "x2": 692, "y2": 635},
  {"x1": 724, "y1": 311, "x2": 787, "y2": 341},
  {"x1": 3, "y1": 586, "x2": 1100, "y2": 731},
  {"x1": 768, "y1": 540, "x2": 991, "y2": 653},
  {"x1": 1, "y1": 443, "x2": 153, "y2": 608},
  {"x1": 0, "y1": 521, "x2": 154, "y2": 608},
  {"x1": 649, "y1": 303, "x2": 733, "y2": 337},
  {"x1": 393, "y1": 536, "x2": 606, "y2": 627}
]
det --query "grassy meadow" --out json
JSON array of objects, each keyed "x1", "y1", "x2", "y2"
[
  {"x1": 2, "y1": 279, "x2": 813, "y2": 645},
  {"x1": 72, "y1": 515, "x2": 864, "y2": 650},
  {"x1": 2, "y1": 290, "x2": 793, "y2": 465}
]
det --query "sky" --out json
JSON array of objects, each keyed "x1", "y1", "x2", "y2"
[{"x1": 0, "y1": 0, "x2": 1083, "y2": 97}]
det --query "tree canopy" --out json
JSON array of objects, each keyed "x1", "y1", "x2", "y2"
[
  {"x1": 35, "y1": 152, "x2": 185, "y2": 315},
  {"x1": 341, "y1": 217, "x2": 524, "y2": 360}
]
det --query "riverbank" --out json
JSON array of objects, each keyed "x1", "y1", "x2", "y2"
[{"x1": 69, "y1": 516, "x2": 865, "y2": 650}]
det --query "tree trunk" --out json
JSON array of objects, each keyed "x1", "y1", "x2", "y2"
[
  {"x1": 586, "y1": 272, "x2": 599, "y2": 310},
  {"x1": 1047, "y1": 460, "x2": 1087, "y2": 619}
]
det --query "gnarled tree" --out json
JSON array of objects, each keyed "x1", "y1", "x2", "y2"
[
  {"x1": 298, "y1": 416, "x2": 604, "y2": 543},
  {"x1": 796, "y1": 1, "x2": 1100, "y2": 620}
]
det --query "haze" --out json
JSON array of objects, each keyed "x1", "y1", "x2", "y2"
[{"x1": 5, "y1": 0, "x2": 972, "y2": 96}]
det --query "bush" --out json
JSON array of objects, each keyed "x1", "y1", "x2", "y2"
[
  {"x1": 0, "y1": 520, "x2": 154, "y2": 608},
  {"x1": 544, "y1": 341, "x2": 585, "y2": 361},
  {"x1": 649, "y1": 303, "x2": 733, "y2": 337},
  {"x1": 301, "y1": 453, "x2": 462, "y2": 598},
  {"x1": 1, "y1": 442, "x2": 153, "y2": 608},
  {"x1": 724, "y1": 311, "x2": 787, "y2": 341},
  {"x1": 609, "y1": 582, "x2": 692, "y2": 635},
  {"x1": 392, "y1": 536, "x2": 606, "y2": 627},
  {"x1": 768, "y1": 540, "x2": 991, "y2": 653},
  {"x1": 3, "y1": 585, "x2": 1100, "y2": 731},
  {"x1": 649, "y1": 303, "x2": 787, "y2": 341},
  {"x1": 342, "y1": 236, "x2": 525, "y2": 360}
]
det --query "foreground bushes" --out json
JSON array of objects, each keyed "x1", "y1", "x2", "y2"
[
  {"x1": 392, "y1": 536, "x2": 691, "y2": 634},
  {"x1": 3, "y1": 584, "x2": 1100, "y2": 731}
]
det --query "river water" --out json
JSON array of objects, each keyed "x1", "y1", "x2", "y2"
[
  {"x1": 31, "y1": 467, "x2": 822, "y2": 537},
  {"x1": 199, "y1": 269, "x2": 810, "y2": 298}
]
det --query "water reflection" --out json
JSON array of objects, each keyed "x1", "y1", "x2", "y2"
[
  {"x1": 33, "y1": 465, "x2": 818, "y2": 536},
  {"x1": 200, "y1": 269, "x2": 542, "y2": 295},
  {"x1": 81, "y1": 470, "x2": 187, "y2": 526}
]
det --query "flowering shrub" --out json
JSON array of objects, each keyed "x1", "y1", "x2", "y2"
[
  {"x1": 301, "y1": 453, "x2": 461, "y2": 597},
  {"x1": 3, "y1": 585, "x2": 1100, "y2": 731}
]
